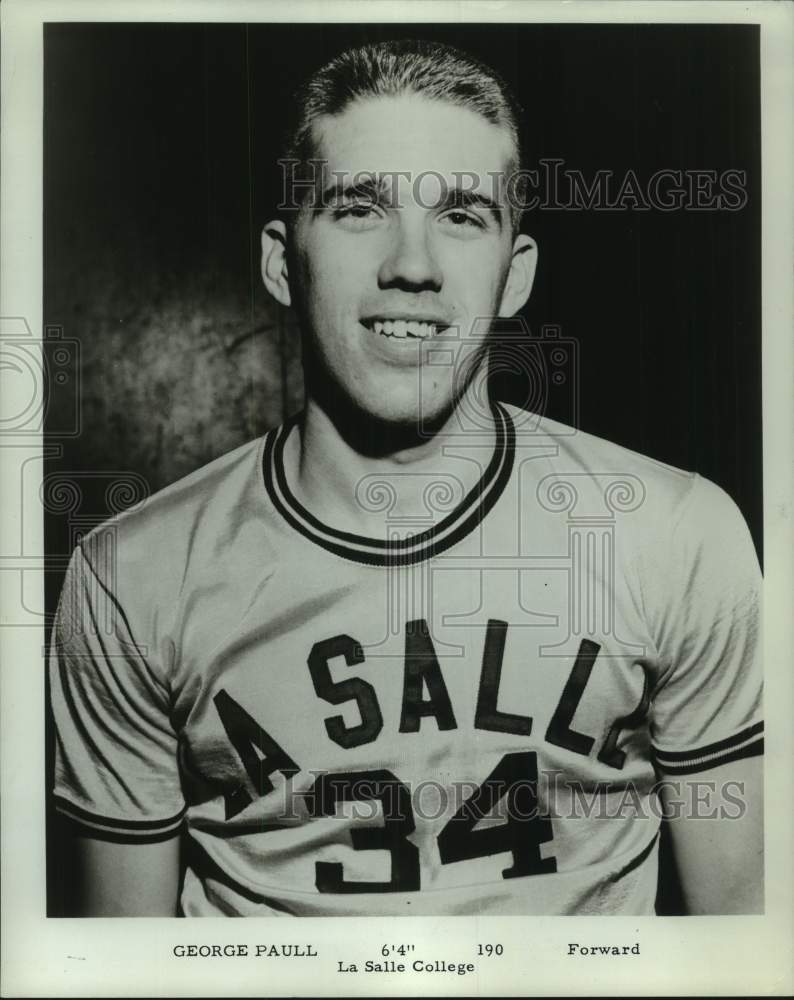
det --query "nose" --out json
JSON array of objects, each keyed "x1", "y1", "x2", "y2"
[{"x1": 377, "y1": 217, "x2": 443, "y2": 292}]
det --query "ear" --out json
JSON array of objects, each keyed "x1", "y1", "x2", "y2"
[
  {"x1": 498, "y1": 234, "x2": 538, "y2": 317},
  {"x1": 261, "y1": 219, "x2": 291, "y2": 307}
]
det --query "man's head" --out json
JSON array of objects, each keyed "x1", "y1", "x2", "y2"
[{"x1": 262, "y1": 39, "x2": 537, "y2": 429}]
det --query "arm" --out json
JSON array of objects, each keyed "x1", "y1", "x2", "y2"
[
  {"x1": 649, "y1": 476, "x2": 763, "y2": 914},
  {"x1": 659, "y1": 755, "x2": 763, "y2": 914},
  {"x1": 50, "y1": 540, "x2": 186, "y2": 917},
  {"x1": 65, "y1": 833, "x2": 182, "y2": 917}
]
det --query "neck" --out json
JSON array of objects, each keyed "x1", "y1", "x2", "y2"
[{"x1": 283, "y1": 380, "x2": 498, "y2": 537}]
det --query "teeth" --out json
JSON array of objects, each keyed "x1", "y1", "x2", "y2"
[{"x1": 371, "y1": 319, "x2": 437, "y2": 339}]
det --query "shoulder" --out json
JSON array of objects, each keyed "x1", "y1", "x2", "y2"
[
  {"x1": 75, "y1": 434, "x2": 274, "y2": 615},
  {"x1": 501, "y1": 402, "x2": 756, "y2": 567},
  {"x1": 86, "y1": 435, "x2": 266, "y2": 548},
  {"x1": 501, "y1": 402, "x2": 698, "y2": 521}
]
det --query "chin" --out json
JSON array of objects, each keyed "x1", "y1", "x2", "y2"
[
  {"x1": 306, "y1": 354, "x2": 462, "y2": 436},
  {"x1": 360, "y1": 384, "x2": 457, "y2": 430}
]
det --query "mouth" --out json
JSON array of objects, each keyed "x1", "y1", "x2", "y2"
[{"x1": 361, "y1": 317, "x2": 451, "y2": 341}]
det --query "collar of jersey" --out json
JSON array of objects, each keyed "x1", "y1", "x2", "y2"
[{"x1": 262, "y1": 401, "x2": 516, "y2": 567}]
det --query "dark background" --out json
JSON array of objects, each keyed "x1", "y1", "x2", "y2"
[{"x1": 43, "y1": 22, "x2": 761, "y2": 916}]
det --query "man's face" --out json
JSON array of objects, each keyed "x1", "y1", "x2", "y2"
[{"x1": 286, "y1": 93, "x2": 530, "y2": 426}]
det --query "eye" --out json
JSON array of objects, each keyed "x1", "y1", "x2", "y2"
[
  {"x1": 332, "y1": 201, "x2": 382, "y2": 224},
  {"x1": 441, "y1": 209, "x2": 485, "y2": 229}
]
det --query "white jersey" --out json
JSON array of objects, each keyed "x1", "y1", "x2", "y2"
[{"x1": 50, "y1": 402, "x2": 763, "y2": 915}]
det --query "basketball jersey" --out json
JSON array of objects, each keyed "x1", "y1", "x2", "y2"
[{"x1": 50, "y1": 401, "x2": 763, "y2": 916}]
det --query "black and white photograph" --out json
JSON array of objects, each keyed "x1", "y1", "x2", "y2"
[{"x1": 1, "y1": 0, "x2": 792, "y2": 996}]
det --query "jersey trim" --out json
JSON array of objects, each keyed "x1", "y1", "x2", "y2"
[
  {"x1": 262, "y1": 401, "x2": 516, "y2": 566},
  {"x1": 652, "y1": 721, "x2": 764, "y2": 775},
  {"x1": 54, "y1": 795, "x2": 186, "y2": 841},
  {"x1": 609, "y1": 831, "x2": 659, "y2": 883}
]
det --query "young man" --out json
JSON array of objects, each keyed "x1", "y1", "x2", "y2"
[{"x1": 50, "y1": 39, "x2": 763, "y2": 916}]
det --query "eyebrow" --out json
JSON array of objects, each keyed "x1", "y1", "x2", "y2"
[{"x1": 320, "y1": 174, "x2": 394, "y2": 207}]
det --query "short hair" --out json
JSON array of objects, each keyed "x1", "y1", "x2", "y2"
[{"x1": 281, "y1": 39, "x2": 526, "y2": 233}]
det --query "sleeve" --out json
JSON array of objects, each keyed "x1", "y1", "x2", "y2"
[
  {"x1": 49, "y1": 534, "x2": 186, "y2": 841},
  {"x1": 648, "y1": 474, "x2": 763, "y2": 775}
]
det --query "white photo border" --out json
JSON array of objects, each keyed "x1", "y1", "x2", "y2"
[{"x1": 1, "y1": 1, "x2": 792, "y2": 997}]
